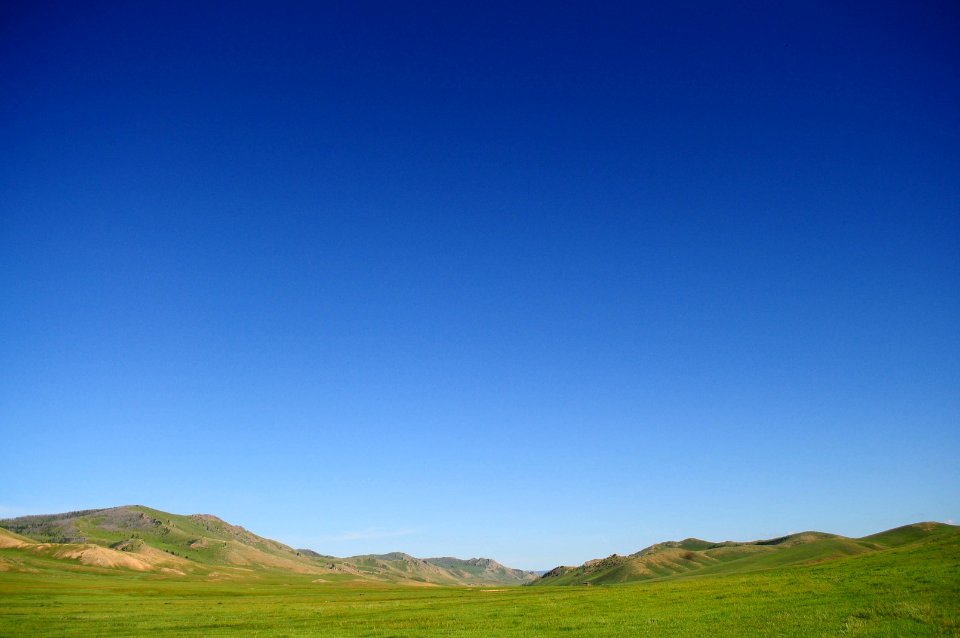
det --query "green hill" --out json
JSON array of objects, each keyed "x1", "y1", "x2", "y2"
[
  {"x1": 2, "y1": 518, "x2": 958, "y2": 636},
  {"x1": 0, "y1": 505, "x2": 325, "y2": 576},
  {"x1": 4, "y1": 507, "x2": 952, "y2": 590},
  {"x1": 861, "y1": 521, "x2": 957, "y2": 548},
  {"x1": 0, "y1": 505, "x2": 535, "y2": 586},
  {"x1": 533, "y1": 522, "x2": 959, "y2": 586}
]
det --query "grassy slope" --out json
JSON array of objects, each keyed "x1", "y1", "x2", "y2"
[
  {"x1": 534, "y1": 523, "x2": 958, "y2": 586},
  {"x1": 863, "y1": 522, "x2": 956, "y2": 548},
  {"x1": 0, "y1": 505, "x2": 341, "y2": 580},
  {"x1": 0, "y1": 526, "x2": 957, "y2": 637},
  {"x1": 0, "y1": 506, "x2": 291, "y2": 565}
]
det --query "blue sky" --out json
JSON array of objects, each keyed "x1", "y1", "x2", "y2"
[{"x1": 1, "y1": 1, "x2": 958, "y2": 570}]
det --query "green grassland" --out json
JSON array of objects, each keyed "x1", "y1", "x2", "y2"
[{"x1": 2, "y1": 524, "x2": 958, "y2": 637}]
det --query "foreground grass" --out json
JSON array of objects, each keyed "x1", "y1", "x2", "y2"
[{"x1": 1, "y1": 533, "x2": 958, "y2": 637}]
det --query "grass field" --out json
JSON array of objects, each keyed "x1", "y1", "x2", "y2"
[{"x1": 2, "y1": 528, "x2": 958, "y2": 637}]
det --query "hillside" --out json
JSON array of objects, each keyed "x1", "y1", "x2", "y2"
[
  {"x1": 341, "y1": 553, "x2": 536, "y2": 585},
  {"x1": 532, "y1": 522, "x2": 959, "y2": 586},
  {"x1": 3, "y1": 520, "x2": 958, "y2": 636},
  {"x1": 5, "y1": 508, "x2": 953, "y2": 590},
  {"x1": 0, "y1": 505, "x2": 535, "y2": 586}
]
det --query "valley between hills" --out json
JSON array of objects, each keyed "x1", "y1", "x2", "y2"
[
  {"x1": 1, "y1": 506, "x2": 958, "y2": 636},
  {"x1": 0, "y1": 504, "x2": 956, "y2": 588}
]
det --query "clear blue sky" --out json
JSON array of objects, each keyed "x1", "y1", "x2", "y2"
[{"x1": 1, "y1": 1, "x2": 957, "y2": 570}]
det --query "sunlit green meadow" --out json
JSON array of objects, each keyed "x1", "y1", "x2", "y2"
[{"x1": 2, "y1": 530, "x2": 958, "y2": 637}]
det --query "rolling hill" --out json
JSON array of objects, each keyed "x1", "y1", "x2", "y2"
[
  {"x1": 0, "y1": 505, "x2": 536, "y2": 585},
  {"x1": 4, "y1": 507, "x2": 954, "y2": 591},
  {"x1": 532, "y1": 522, "x2": 958, "y2": 586},
  {"x1": 2, "y1": 517, "x2": 958, "y2": 636}
]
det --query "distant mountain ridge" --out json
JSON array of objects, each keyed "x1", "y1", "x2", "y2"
[
  {"x1": 533, "y1": 522, "x2": 958, "y2": 586},
  {"x1": 0, "y1": 505, "x2": 537, "y2": 585}
]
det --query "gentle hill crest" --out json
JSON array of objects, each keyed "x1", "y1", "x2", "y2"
[{"x1": 533, "y1": 522, "x2": 959, "y2": 586}]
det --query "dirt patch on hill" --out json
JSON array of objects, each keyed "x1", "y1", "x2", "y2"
[
  {"x1": 49, "y1": 545, "x2": 153, "y2": 571},
  {"x1": 160, "y1": 567, "x2": 186, "y2": 576},
  {"x1": 134, "y1": 543, "x2": 191, "y2": 566},
  {"x1": 221, "y1": 543, "x2": 324, "y2": 574},
  {"x1": 0, "y1": 531, "x2": 30, "y2": 549}
]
